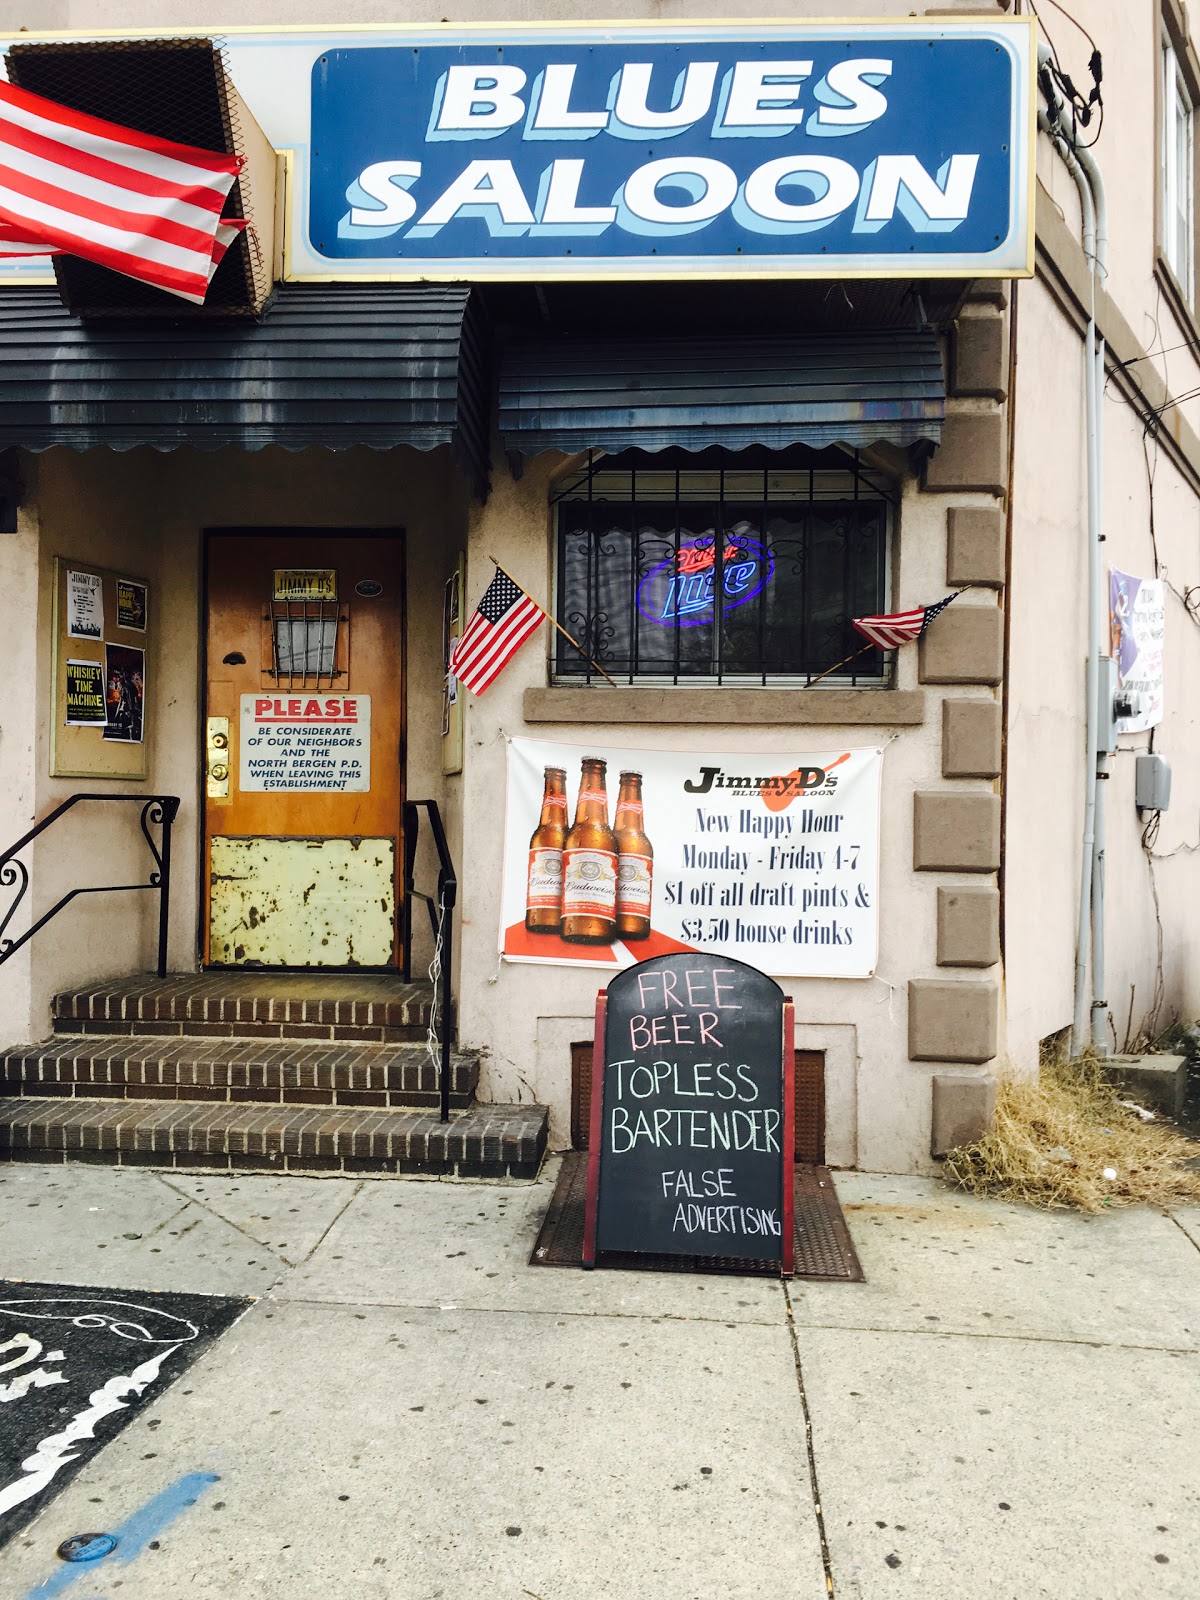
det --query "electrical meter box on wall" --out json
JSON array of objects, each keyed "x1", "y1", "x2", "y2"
[
  {"x1": 1098, "y1": 656, "x2": 1121, "y2": 754},
  {"x1": 1135, "y1": 753, "x2": 1172, "y2": 811}
]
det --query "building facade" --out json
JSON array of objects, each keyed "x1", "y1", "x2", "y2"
[{"x1": 0, "y1": 0, "x2": 1195, "y2": 1178}]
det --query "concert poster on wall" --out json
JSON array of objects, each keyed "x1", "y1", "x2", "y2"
[
  {"x1": 66, "y1": 569, "x2": 103, "y2": 639},
  {"x1": 64, "y1": 659, "x2": 107, "y2": 726},
  {"x1": 102, "y1": 643, "x2": 145, "y2": 744},
  {"x1": 116, "y1": 578, "x2": 148, "y2": 632}
]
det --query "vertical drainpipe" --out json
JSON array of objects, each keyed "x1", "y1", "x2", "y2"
[
  {"x1": 1077, "y1": 143, "x2": 1110, "y2": 1056},
  {"x1": 1089, "y1": 315, "x2": 1109, "y2": 1053},
  {"x1": 1036, "y1": 47, "x2": 1109, "y2": 1057}
]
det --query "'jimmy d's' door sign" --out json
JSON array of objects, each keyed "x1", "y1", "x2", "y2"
[{"x1": 584, "y1": 953, "x2": 795, "y2": 1274}]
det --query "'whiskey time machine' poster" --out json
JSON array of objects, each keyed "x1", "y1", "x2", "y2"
[{"x1": 500, "y1": 737, "x2": 882, "y2": 978}]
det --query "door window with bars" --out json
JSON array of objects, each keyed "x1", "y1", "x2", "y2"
[
  {"x1": 265, "y1": 600, "x2": 344, "y2": 689},
  {"x1": 553, "y1": 451, "x2": 894, "y2": 685}
]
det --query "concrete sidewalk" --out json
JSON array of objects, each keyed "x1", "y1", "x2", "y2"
[{"x1": 0, "y1": 1157, "x2": 1196, "y2": 1599}]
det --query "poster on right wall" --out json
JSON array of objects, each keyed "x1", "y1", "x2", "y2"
[{"x1": 1109, "y1": 567, "x2": 1164, "y2": 734}]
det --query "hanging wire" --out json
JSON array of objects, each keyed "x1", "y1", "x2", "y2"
[
  {"x1": 1122, "y1": 283, "x2": 1200, "y2": 441},
  {"x1": 1030, "y1": 0, "x2": 1104, "y2": 148},
  {"x1": 1141, "y1": 808, "x2": 1162, "y2": 853},
  {"x1": 1112, "y1": 335, "x2": 1200, "y2": 374},
  {"x1": 1139, "y1": 845, "x2": 1168, "y2": 1039},
  {"x1": 1032, "y1": 0, "x2": 1098, "y2": 54},
  {"x1": 425, "y1": 889, "x2": 447, "y2": 1074},
  {"x1": 1142, "y1": 381, "x2": 1200, "y2": 429},
  {"x1": 1142, "y1": 430, "x2": 1163, "y2": 580}
]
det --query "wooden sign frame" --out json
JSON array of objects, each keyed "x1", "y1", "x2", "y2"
[
  {"x1": 583, "y1": 961, "x2": 795, "y2": 1277},
  {"x1": 50, "y1": 557, "x2": 150, "y2": 781}
]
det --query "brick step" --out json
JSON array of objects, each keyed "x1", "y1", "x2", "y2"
[
  {"x1": 0, "y1": 1097, "x2": 548, "y2": 1179},
  {"x1": 0, "y1": 1037, "x2": 479, "y2": 1110},
  {"x1": 52, "y1": 973, "x2": 441, "y2": 1044}
]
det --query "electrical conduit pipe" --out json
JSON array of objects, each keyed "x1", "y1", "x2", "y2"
[{"x1": 1036, "y1": 43, "x2": 1109, "y2": 1055}]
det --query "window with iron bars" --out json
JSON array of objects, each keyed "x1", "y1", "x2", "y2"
[{"x1": 552, "y1": 448, "x2": 895, "y2": 686}]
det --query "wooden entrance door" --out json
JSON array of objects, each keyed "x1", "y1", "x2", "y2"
[{"x1": 204, "y1": 531, "x2": 404, "y2": 968}]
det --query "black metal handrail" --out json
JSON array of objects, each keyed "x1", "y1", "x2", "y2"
[
  {"x1": 402, "y1": 799, "x2": 458, "y2": 1122},
  {"x1": 0, "y1": 794, "x2": 181, "y2": 980}
]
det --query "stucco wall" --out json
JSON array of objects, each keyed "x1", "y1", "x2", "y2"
[
  {"x1": 0, "y1": 487, "x2": 42, "y2": 1039},
  {"x1": 1003, "y1": 280, "x2": 1087, "y2": 1068},
  {"x1": 1005, "y1": 0, "x2": 1200, "y2": 1066},
  {"x1": 4, "y1": 0, "x2": 1200, "y2": 1175},
  {"x1": 0, "y1": 1, "x2": 1016, "y2": 30},
  {"x1": 0, "y1": 422, "x2": 1004, "y2": 1178},
  {"x1": 1007, "y1": 268, "x2": 1200, "y2": 1061},
  {"x1": 456, "y1": 448, "x2": 996, "y2": 1174}
]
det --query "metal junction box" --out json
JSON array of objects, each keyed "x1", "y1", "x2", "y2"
[{"x1": 1135, "y1": 753, "x2": 1172, "y2": 811}]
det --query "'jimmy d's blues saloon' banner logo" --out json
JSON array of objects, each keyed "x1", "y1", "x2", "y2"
[{"x1": 308, "y1": 20, "x2": 1034, "y2": 280}]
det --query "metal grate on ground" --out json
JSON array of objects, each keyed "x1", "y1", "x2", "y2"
[{"x1": 530, "y1": 1152, "x2": 864, "y2": 1282}]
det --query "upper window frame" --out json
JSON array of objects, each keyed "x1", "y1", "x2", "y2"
[{"x1": 1157, "y1": 5, "x2": 1200, "y2": 322}]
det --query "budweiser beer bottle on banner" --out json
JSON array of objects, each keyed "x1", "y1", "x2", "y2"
[
  {"x1": 525, "y1": 766, "x2": 568, "y2": 934},
  {"x1": 615, "y1": 770, "x2": 653, "y2": 941},
  {"x1": 561, "y1": 757, "x2": 618, "y2": 944}
]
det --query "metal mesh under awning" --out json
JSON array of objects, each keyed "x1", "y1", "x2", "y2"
[
  {"x1": 0, "y1": 284, "x2": 490, "y2": 493},
  {"x1": 500, "y1": 330, "x2": 944, "y2": 457}
]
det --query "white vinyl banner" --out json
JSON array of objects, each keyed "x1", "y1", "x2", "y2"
[
  {"x1": 239, "y1": 693, "x2": 371, "y2": 792},
  {"x1": 1109, "y1": 568, "x2": 1165, "y2": 734},
  {"x1": 501, "y1": 737, "x2": 881, "y2": 978}
]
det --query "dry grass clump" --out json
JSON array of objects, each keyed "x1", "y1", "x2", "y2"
[{"x1": 944, "y1": 1054, "x2": 1200, "y2": 1213}]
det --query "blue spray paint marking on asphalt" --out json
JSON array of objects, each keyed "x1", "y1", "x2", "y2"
[{"x1": 23, "y1": 1473, "x2": 219, "y2": 1600}]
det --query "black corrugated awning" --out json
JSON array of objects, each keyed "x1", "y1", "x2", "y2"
[
  {"x1": 0, "y1": 284, "x2": 490, "y2": 494},
  {"x1": 499, "y1": 330, "x2": 944, "y2": 457}
]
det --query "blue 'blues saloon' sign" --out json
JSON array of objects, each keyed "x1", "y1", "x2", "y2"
[{"x1": 308, "y1": 20, "x2": 1034, "y2": 280}]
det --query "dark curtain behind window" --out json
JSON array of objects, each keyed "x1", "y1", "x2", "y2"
[{"x1": 556, "y1": 498, "x2": 886, "y2": 682}]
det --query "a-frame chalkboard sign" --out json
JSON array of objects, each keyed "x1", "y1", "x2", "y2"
[{"x1": 583, "y1": 953, "x2": 795, "y2": 1275}]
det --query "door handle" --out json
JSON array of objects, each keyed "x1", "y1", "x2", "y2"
[{"x1": 206, "y1": 716, "x2": 231, "y2": 802}]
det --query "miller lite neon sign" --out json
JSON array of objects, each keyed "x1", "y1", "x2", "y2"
[{"x1": 637, "y1": 535, "x2": 774, "y2": 627}]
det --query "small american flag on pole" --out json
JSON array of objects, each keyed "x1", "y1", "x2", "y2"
[
  {"x1": 449, "y1": 568, "x2": 546, "y2": 696},
  {"x1": 851, "y1": 590, "x2": 964, "y2": 651},
  {"x1": 0, "y1": 78, "x2": 245, "y2": 304}
]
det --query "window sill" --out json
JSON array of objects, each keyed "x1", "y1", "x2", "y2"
[
  {"x1": 1154, "y1": 253, "x2": 1200, "y2": 350},
  {"x1": 524, "y1": 686, "x2": 926, "y2": 727}
]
